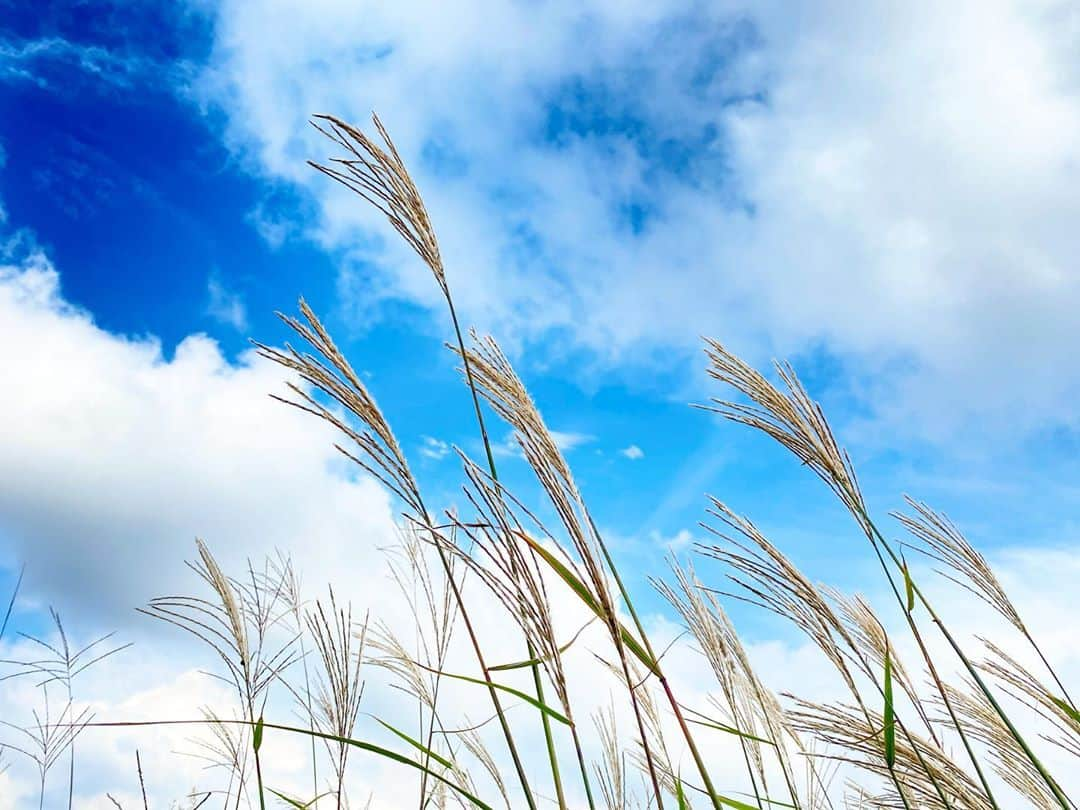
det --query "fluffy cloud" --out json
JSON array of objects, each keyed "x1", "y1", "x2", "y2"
[
  {"x1": 620, "y1": 443, "x2": 644, "y2": 460},
  {"x1": 195, "y1": 0, "x2": 1080, "y2": 440},
  {"x1": 0, "y1": 233, "x2": 398, "y2": 624},
  {"x1": 0, "y1": 231, "x2": 426, "y2": 805}
]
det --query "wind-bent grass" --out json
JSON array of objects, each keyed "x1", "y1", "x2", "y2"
[{"x1": 0, "y1": 112, "x2": 1076, "y2": 810}]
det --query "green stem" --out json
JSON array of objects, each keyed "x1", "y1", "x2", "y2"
[
  {"x1": 923, "y1": 589, "x2": 1069, "y2": 809},
  {"x1": 418, "y1": 648, "x2": 445, "y2": 809},
  {"x1": 250, "y1": 703, "x2": 267, "y2": 810},
  {"x1": 864, "y1": 514, "x2": 1066, "y2": 809},
  {"x1": 423, "y1": 519, "x2": 538, "y2": 810},
  {"x1": 589, "y1": 515, "x2": 721, "y2": 810},
  {"x1": 1025, "y1": 631, "x2": 1076, "y2": 711},
  {"x1": 861, "y1": 522, "x2": 994, "y2": 808},
  {"x1": 569, "y1": 720, "x2": 598, "y2": 810},
  {"x1": 447, "y1": 292, "x2": 568, "y2": 809}
]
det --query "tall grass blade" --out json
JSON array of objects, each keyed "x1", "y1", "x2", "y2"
[
  {"x1": 884, "y1": 649, "x2": 896, "y2": 770},
  {"x1": 375, "y1": 718, "x2": 457, "y2": 770},
  {"x1": 87, "y1": 719, "x2": 495, "y2": 810},
  {"x1": 686, "y1": 717, "x2": 777, "y2": 747},
  {"x1": 253, "y1": 715, "x2": 264, "y2": 754},
  {"x1": 518, "y1": 534, "x2": 655, "y2": 672},
  {"x1": 676, "y1": 777, "x2": 690, "y2": 810},
  {"x1": 412, "y1": 663, "x2": 571, "y2": 725}
]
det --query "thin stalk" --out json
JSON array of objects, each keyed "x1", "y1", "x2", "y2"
[
  {"x1": 416, "y1": 559, "x2": 438, "y2": 810},
  {"x1": 876, "y1": 540, "x2": 993, "y2": 807},
  {"x1": 447, "y1": 292, "x2": 570, "y2": 810},
  {"x1": 888, "y1": 763, "x2": 914, "y2": 810},
  {"x1": 254, "y1": 750, "x2": 267, "y2": 810},
  {"x1": 249, "y1": 697, "x2": 266, "y2": 810},
  {"x1": 0, "y1": 564, "x2": 23, "y2": 641},
  {"x1": 66, "y1": 681, "x2": 74, "y2": 810},
  {"x1": 542, "y1": 698, "x2": 568, "y2": 810},
  {"x1": 336, "y1": 744, "x2": 345, "y2": 809},
  {"x1": 738, "y1": 669, "x2": 802, "y2": 809},
  {"x1": 610, "y1": 611, "x2": 667, "y2": 810},
  {"x1": 879, "y1": 695, "x2": 956, "y2": 810},
  {"x1": 569, "y1": 721, "x2": 598, "y2": 810},
  {"x1": 290, "y1": 591, "x2": 319, "y2": 800},
  {"x1": 918, "y1": 589, "x2": 1069, "y2": 809},
  {"x1": 421, "y1": 517, "x2": 538, "y2": 810},
  {"x1": 1024, "y1": 631, "x2": 1075, "y2": 711},
  {"x1": 418, "y1": 664, "x2": 442, "y2": 809},
  {"x1": 862, "y1": 513, "x2": 1067, "y2": 808},
  {"x1": 589, "y1": 514, "x2": 720, "y2": 810},
  {"x1": 136, "y1": 750, "x2": 148, "y2": 810},
  {"x1": 833, "y1": 642, "x2": 931, "y2": 809},
  {"x1": 736, "y1": 733, "x2": 764, "y2": 810},
  {"x1": 861, "y1": 521, "x2": 997, "y2": 807}
]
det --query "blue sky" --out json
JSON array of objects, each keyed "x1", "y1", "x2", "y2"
[
  {"x1": 2, "y1": 0, "x2": 1080, "y2": 626},
  {"x1": 1, "y1": 0, "x2": 1080, "y2": 803}
]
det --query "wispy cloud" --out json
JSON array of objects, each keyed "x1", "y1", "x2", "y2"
[
  {"x1": 419, "y1": 435, "x2": 450, "y2": 460},
  {"x1": 549, "y1": 430, "x2": 594, "y2": 452},
  {"x1": 492, "y1": 428, "x2": 593, "y2": 459},
  {"x1": 0, "y1": 36, "x2": 190, "y2": 93},
  {"x1": 652, "y1": 528, "x2": 694, "y2": 552},
  {"x1": 620, "y1": 444, "x2": 644, "y2": 460},
  {"x1": 205, "y1": 273, "x2": 248, "y2": 332}
]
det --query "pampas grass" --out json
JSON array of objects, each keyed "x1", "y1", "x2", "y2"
[{"x1": 0, "y1": 112, "x2": 1076, "y2": 810}]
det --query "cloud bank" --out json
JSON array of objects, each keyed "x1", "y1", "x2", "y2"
[
  {"x1": 0, "y1": 230, "x2": 397, "y2": 622},
  {"x1": 196, "y1": 0, "x2": 1080, "y2": 439}
]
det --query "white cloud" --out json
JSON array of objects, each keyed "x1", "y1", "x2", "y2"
[
  {"x1": 418, "y1": 434, "x2": 450, "y2": 460},
  {"x1": 620, "y1": 443, "x2": 644, "y2": 460},
  {"x1": 549, "y1": 430, "x2": 594, "y2": 452},
  {"x1": 491, "y1": 428, "x2": 593, "y2": 459},
  {"x1": 196, "y1": 0, "x2": 1080, "y2": 440},
  {"x1": 0, "y1": 232, "x2": 436, "y2": 806},
  {"x1": 0, "y1": 238, "x2": 397, "y2": 623},
  {"x1": 654, "y1": 527, "x2": 694, "y2": 551},
  {"x1": 205, "y1": 272, "x2": 249, "y2": 331}
]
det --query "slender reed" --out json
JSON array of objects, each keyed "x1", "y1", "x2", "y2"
[{"x1": 308, "y1": 112, "x2": 571, "y2": 809}]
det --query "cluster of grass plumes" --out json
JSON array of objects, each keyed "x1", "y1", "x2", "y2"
[{"x1": 1, "y1": 113, "x2": 1076, "y2": 809}]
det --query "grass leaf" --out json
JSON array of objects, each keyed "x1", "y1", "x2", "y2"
[
  {"x1": 413, "y1": 662, "x2": 571, "y2": 725},
  {"x1": 884, "y1": 647, "x2": 896, "y2": 770},
  {"x1": 84, "y1": 719, "x2": 494, "y2": 810},
  {"x1": 269, "y1": 788, "x2": 328, "y2": 808},
  {"x1": 1050, "y1": 695, "x2": 1080, "y2": 725},
  {"x1": 520, "y1": 534, "x2": 657, "y2": 673},
  {"x1": 686, "y1": 717, "x2": 777, "y2": 746},
  {"x1": 902, "y1": 558, "x2": 915, "y2": 613},
  {"x1": 375, "y1": 717, "x2": 456, "y2": 770},
  {"x1": 676, "y1": 777, "x2": 690, "y2": 810}
]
